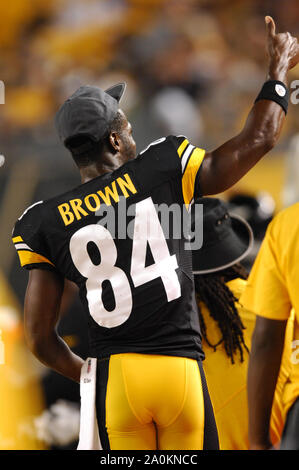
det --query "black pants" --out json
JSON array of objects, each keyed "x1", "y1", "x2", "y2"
[{"x1": 280, "y1": 396, "x2": 299, "y2": 450}]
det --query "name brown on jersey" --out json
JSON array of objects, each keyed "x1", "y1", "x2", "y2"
[{"x1": 57, "y1": 173, "x2": 137, "y2": 226}]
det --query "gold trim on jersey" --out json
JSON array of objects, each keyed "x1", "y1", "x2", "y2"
[
  {"x1": 12, "y1": 236, "x2": 23, "y2": 243},
  {"x1": 182, "y1": 147, "x2": 205, "y2": 208},
  {"x1": 177, "y1": 139, "x2": 189, "y2": 158},
  {"x1": 12, "y1": 237, "x2": 55, "y2": 267},
  {"x1": 16, "y1": 250, "x2": 55, "y2": 267},
  {"x1": 177, "y1": 139, "x2": 205, "y2": 209}
]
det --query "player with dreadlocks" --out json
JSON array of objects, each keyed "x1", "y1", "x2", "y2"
[
  {"x1": 194, "y1": 263, "x2": 249, "y2": 364},
  {"x1": 191, "y1": 197, "x2": 286, "y2": 449}
]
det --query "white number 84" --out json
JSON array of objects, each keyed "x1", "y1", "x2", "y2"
[{"x1": 70, "y1": 197, "x2": 181, "y2": 328}]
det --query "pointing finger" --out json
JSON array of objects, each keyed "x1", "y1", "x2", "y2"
[{"x1": 265, "y1": 16, "x2": 276, "y2": 38}]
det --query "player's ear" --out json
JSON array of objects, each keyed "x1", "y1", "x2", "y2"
[{"x1": 108, "y1": 131, "x2": 121, "y2": 152}]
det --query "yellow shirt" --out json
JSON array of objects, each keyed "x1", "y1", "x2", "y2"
[
  {"x1": 240, "y1": 202, "x2": 299, "y2": 420},
  {"x1": 199, "y1": 278, "x2": 284, "y2": 450}
]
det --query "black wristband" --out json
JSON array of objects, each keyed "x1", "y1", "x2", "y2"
[{"x1": 255, "y1": 80, "x2": 289, "y2": 114}]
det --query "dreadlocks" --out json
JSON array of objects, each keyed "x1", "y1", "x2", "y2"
[{"x1": 194, "y1": 263, "x2": 249, "y2": 364}]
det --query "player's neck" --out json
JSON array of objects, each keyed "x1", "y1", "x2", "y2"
[
  {"x1": 79, "y1": 153, "x2": 122, "y2": 184},
  {"x1": 80, "y1": 164, "x2": 115, "y2": 183}
]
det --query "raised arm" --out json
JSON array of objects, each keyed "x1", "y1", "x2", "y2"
[
  {"x1": 199, "y1": 16, "x2": 299, "y2": 196},
  {"x1": 24, "y1": 269, "x2": 84, "y2": 383}
]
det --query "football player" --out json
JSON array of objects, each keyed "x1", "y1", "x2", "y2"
[{"x1": 12, "y1": 17, "x2": 299, "y2": 450}]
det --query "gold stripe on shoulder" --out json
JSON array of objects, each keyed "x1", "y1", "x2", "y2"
[
  {"x1": 17, "y1": 250, "x2": 55, "y2": 267},
  {"x1": 12, "y1": 236, "x2": 23, "y2": 244},
  {"x1": 177, "y1": 139, "x2": 189, "y2": 158},
  {"x1": 182, "y1": 147, "x2": 205, "y2": 209}
]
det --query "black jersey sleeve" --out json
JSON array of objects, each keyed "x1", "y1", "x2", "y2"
[
  {"x1": 138, "y1": 135, "x2": 206, "y2": 209},
  {"x1": 168, "y1": 135, "x2": 206, "y2": 208},
  {"x1": 140, "y1": 135, "x2": 205, "y2": 209},
  {"x1": 12, "y1": 201, "x2": 58, "y2": 272}
]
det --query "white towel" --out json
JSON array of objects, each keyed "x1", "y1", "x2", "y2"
[{"x1": 77, "y1": 357, "x2": 102, "y2": 450}]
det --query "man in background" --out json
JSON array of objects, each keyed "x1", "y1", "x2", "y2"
[{"x1": 241, "y1": 202, "x2": 299, "y2": 450}]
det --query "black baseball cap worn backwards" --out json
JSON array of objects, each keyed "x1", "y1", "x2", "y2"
[{"x1": 55, "y1": 82, "x2": 126, "y2": 151}]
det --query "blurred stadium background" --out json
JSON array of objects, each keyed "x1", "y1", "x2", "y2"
[{"x1": 0, "y1": 0, "x2": 299, "y2": 450}]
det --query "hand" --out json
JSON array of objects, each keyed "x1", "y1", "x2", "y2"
[{"x1": 266, "y1": 16, "x2": 299, "y2": 75}]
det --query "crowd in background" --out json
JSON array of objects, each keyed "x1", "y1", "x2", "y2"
[
  {"x1": 1, "y1": 0, "x2": 299, "y2": 157},
  {"x1": 1, "y1": 0, "x2": 299, "y2": 449}
]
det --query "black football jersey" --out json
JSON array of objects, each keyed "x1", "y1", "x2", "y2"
[{"x1": 12, "y1": 135, "x2": 206, "y2": 360}]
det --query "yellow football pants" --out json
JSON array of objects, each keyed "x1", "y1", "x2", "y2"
[{"x1": 95, "y1": 353, "x2": 218, "y2": 450}]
